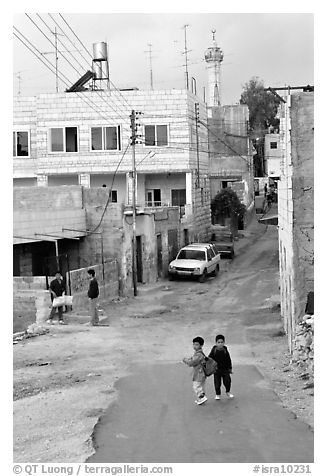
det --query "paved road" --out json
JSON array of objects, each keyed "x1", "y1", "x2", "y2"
[
  {"x1": 88, "y1": 225, "x2": 314, "y2": 463},
  {"x1": 89, "y1": 363, "x2": 313, "y2": 463}
]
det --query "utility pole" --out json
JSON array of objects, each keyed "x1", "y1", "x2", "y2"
[
  {"x1": 145, "y1": 43, "x2": 154, "y2": 89},
  {"x1": 195, "y1": 103, "x2": 200, "y2": 187},
  {"x1": 182, "y1": 24, "x2": 191, "y2": 90},
  {"x1": 16, "y1": 71, "x2": 23, "y2": 95},
  {"x1": 130, "y1": 110, "x2": 142, "y2": 296}
]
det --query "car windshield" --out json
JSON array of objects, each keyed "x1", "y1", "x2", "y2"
[
  {"x1": 177, "y1": 250, "x2": 206, "y2": 261},
  {"x1": 216, "y1": 235, "x2": 232, "y2": 242},
  {"x1": 217, "y1": 245, "x2": 231, "y2": 250}
]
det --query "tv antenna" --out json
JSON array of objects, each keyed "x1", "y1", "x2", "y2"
[{"x1": 40, "y1": 27, "x2": 79, "y2": 92}]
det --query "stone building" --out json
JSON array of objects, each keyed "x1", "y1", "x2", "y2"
[
  {"x1": 13, "y1": 87, "x2": 211, "y2": 244},
  {"x1": 278, "y1": 91, "x2": 314, "y2": 351}
]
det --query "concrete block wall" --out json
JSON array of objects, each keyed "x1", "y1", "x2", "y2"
[
  {"x1": 154, "y1": 207, "x2": 181, "y2": 276},
  {"x1": 291, "y1": 93, "x2": 314, "y2": 320},
  {"x1": 13, "y1": 290, "x2": 37, "y2": 333},
  {"x1": 13, "y1": 276, "x2": 48, "y2": 291},
  {"x1": 68, "y1": 261, "x2": 119, "y2": 308},
  {"x1": 278, "y1": 93, "x2": 314, "y2": 352},
  {"x1": 135, "y1": 214, "x2": 157, "y2": 284},
  {"x1": 13, "y1": 186, "x2": 87, "y2": 246}
]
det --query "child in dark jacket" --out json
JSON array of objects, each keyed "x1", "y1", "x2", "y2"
[{"x1": 208, "y1": 334, "x2": 234, "y2": 400}]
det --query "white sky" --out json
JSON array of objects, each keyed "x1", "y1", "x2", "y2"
[{"x1": 13, "y1": 11, "x2": 314, "y2": 105}]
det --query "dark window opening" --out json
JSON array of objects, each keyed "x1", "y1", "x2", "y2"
[
  {"x1": 66, "y1": 127, "x2": 78, "y2": 152},
  {"x1": 171, "y1": 189, "x2": 186, "y2": 206},
  {"x1": 145, "y1": 125, "x2": 168, "y2": 147},
  {"x1": 91, "y1": 127, "x2": 102, "y2": 150},
  {"x1": 110, "y1": 190, "x2": 118, "y2": 202},
  {"x1": 13, "y1": 131, "x2": 29, "y2": 157},
  {"x1": 144, "y1": 125, "x2": 156, "y2": 146},
  {"x1": 270, "y1": 142, "x2": 278, "y2": 149},
  {"x1": 50, "y1": 127, "x2": 78, "y2": 152}
]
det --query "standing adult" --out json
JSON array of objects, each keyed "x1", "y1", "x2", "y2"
[
  {"x1": 47, "y1": 271, "x2": 66, "y2": 325},
  {"x1": 87, "y1": 269, "x2": 99, "y2": 326}
]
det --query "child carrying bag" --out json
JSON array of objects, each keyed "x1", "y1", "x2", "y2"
[{"x1": 200, "y1": 351, "x2": 218, "y2": 377}]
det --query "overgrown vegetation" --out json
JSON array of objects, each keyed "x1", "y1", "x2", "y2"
[{"x1": 211, "y1": 188, "x2": 246, "y2": 224}]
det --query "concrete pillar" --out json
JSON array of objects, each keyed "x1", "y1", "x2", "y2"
[
  {"x1": 37, "y1": 174, "x2": 48, "y2": 187},
  {"x1": 79, "y1": 173, "x2": 90, "y2": 188},
  {"x1": 186, "y1": 172, "x2": 193, "y2": 211},
  {"x1": 35, "y1": 290, "x2": 51, "y2": 323},
  {"x1": 126, "y1": 172, "x2": 138, "y2": 205}
]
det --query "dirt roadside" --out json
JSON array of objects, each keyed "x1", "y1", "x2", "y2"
[{"x1": 13, "y1": 219, "x2": 313, "y2": 462}]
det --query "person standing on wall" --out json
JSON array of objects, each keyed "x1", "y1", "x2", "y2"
[
  {"x1": 47, "y1": 271, "x2": 66, "y2": 325},
  {"x1": 88, "y1": 269, "x2": 99, "y2": 326}
]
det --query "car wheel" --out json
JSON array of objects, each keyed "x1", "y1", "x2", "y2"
[
  {"x1": 168, "y1": 274, "x2": 175, "y2": 281},
  {"x1": 211, "y1": 264, "x2": 219, "y2": 277},
  {"x1": 199, "y1": 269, "x2": 207, "y2": 283}
]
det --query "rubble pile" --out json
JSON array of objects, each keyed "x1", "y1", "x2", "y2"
[
  {"x1": 291, "y1": 314, "x2": 314, "y2": 376},
  {"x1": 13, "y1": 323, "x2": 49, "y2": 344}
]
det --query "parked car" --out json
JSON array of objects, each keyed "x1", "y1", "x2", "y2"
[
  {"x1": 211, "y1": 232, "x2": 235, "y2": 259},
  {"x1": 168, "y1": 243, "x2": 221, "y2": 282}
]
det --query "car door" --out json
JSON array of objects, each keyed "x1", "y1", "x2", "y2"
[
  {"x1": 212, "y1": 244, "x2": 220, "y2": 262},
  {"x1": 207, "y1": 247, "x2": 215, "y2": 272}
]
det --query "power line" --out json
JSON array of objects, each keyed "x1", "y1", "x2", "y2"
[
  {"x1": 59, "y1": 14, "x2": 133, "y2": 112},
  {"x1": 23, "y1": 15, "x2": 131, "y2": 132},
  {"x1": 55, "y1": 13, "x2": 133, "y2": 126},
  {"x1": 87, "y1": 143, "x2": 130, "y2": 235},
  {"x1": 13, "y1": 28, "x2": 129, "y2": 135}
]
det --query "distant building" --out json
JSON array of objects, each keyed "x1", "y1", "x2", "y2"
[
  {"x1": 207, "y1": 104, "x2": 255, "y2": 229},
  {"x1": 265, "y1": 133, "x2": 281, "y2": 181},
  {"x1": 203, "y1": 32, "x2": 255, "y2": 230},
  {"x1": 278, "y1": 91, "x2": 314, "y2": 350}
]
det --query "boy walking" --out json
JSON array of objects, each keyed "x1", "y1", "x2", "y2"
[
  {"x1": 183, "y1": 336, "x2": 207, "y2": 405},
  {"x1": 208, "y1": 334, "x2": 234, "y2": 400}
]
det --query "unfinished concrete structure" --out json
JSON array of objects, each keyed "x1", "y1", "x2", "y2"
[
  {"x1": 278, "y1": 92, "x2": 314, "y2": 351},
  {"x1": 13, "y1": 185, "x2": 183, "y2": 328}
]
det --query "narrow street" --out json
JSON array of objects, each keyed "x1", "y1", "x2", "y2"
[
  {"x1": 87, "y1": 223, "x2": 313, "y2": 463},
  {"x1": 13, "y1": 220, "x2": 314, "y2": 463}
]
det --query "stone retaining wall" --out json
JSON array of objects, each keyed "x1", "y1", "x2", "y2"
[{"x1": 291, "y1": 314, "x2": 314, "y2": 376}]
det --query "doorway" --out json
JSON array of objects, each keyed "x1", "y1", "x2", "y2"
[
  {"x1": 136, "y1": 235, "x2": 143, "y2": 283},
  {"x1": 156, "y1": 234, "x2": 163, "y2": 278}
]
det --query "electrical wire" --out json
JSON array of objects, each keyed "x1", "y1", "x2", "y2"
[
  {"x1": 14, "y1": 27, "x2": 131, "y2": 137},
  {"x1": 58, "y1": 13, "x2": 133, "y2": 112},
  {"x1": 87, "y1": 143, "x2": 130, "y2": 235}
]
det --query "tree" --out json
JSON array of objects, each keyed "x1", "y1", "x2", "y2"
[
  {"x1": 211, "y1": 188, "x2": 246, "y2": 227},
  {"x1": 240, "y1": 76, "x2": 280, "y2": 132}
]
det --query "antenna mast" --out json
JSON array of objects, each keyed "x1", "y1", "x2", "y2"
[
  {"x1": 182, "y1": 24, "x2": 191, "y2": 90},
  {"x1": 145, "y1": 43, "x2": 154, "y2": 89}
]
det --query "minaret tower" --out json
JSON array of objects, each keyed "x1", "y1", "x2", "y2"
[{"x1": 204, "y1": 29, "x2": 224, "y2": 107}]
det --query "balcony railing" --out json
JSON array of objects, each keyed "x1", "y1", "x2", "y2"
[{"x1": 144, "y1": 201, "x2": 186, "y2": 218}]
